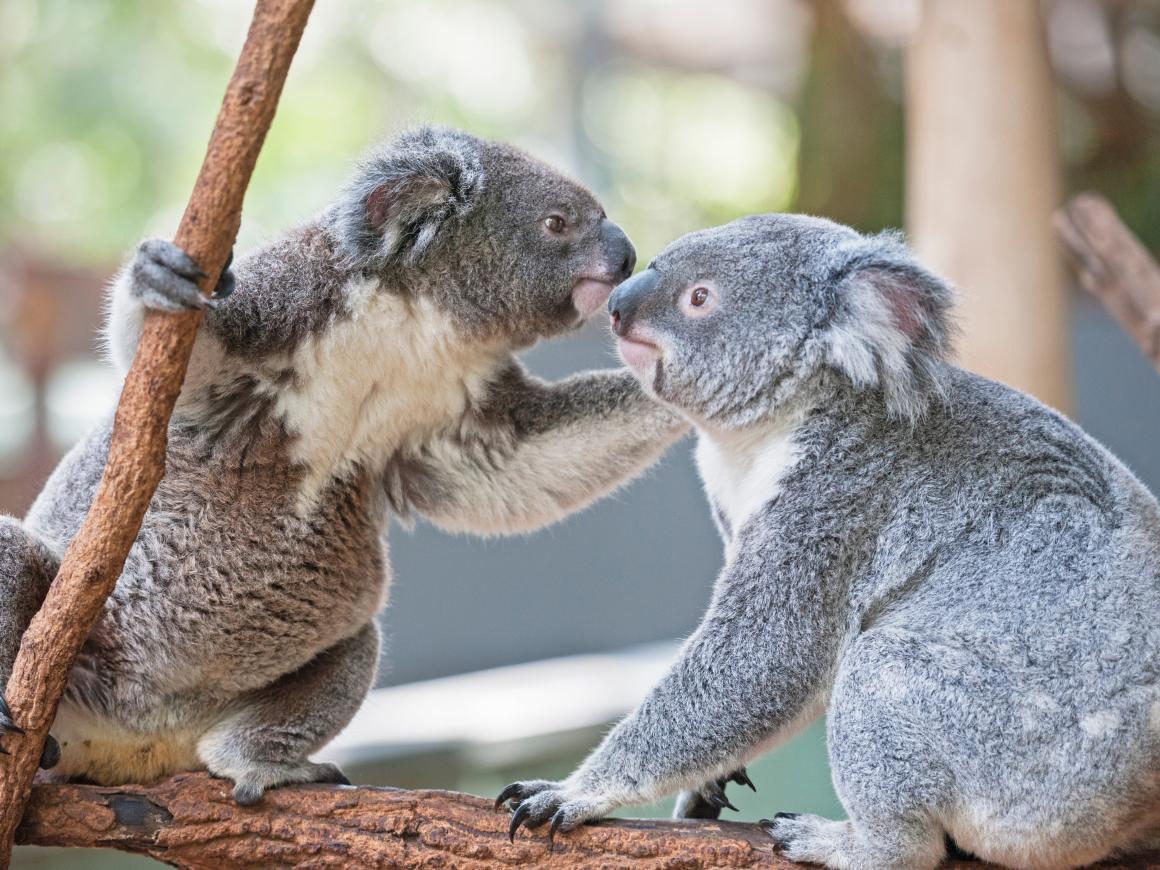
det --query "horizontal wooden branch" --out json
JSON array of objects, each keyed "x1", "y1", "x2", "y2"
[
  {"x1": 14, "y1": 773, "x2": 1160, "y2": 869},
  {"x1": 1054, "y1": 192, "x2": 1160, "y2": 372}
]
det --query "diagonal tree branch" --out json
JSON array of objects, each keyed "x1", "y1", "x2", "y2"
[
  {"x1": 1054, "y1": 192, "x2": 1160, "y2": 372},
  {"x1": 0, "y1": 1, "x2": 315, "y2": 864}
]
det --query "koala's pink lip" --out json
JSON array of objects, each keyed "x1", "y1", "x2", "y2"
[
  {"x1": 616, "y1": 335, "x2": 660, "y2": 374},
  {"x1": 571, "y1": 278, "x2": 616, "y2": 319}
]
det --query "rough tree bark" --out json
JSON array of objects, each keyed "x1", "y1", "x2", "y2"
[
  {"x1": 1054, "y1": 192, "x2": 1160, "y2": 373},
  {"x1": 0, "y1": 1, "x2": 315, "y2": 864},
  {"x1": 15, "y1": 773, "x2": 1160, "y2": 869}
]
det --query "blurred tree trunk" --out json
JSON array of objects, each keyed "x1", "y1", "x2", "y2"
[
  {"x1": 796, "y1": 0, "x2": 904, "y2": 231},
  {"x1": 906, "y1": 0, "x2": 1069, "y2": 411}
]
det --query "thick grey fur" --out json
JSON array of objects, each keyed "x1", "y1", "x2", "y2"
[
  {"x1": 499, "y1": 214, "x2": 1160, "y2": 870},
  {"x1": 0, "y1": 126, "x2": 685, "y2": 803}
]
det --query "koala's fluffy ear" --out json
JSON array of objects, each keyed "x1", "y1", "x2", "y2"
[
  {"x1": 824, "y1": 232, "x2": 956, "y2": 422},
  {"x1": 335, "y1": 126, "x2": 485, "y2": 269}
]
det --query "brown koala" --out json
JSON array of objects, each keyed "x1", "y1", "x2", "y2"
[{"x1": 0, "y1": 126, "x2": 685, "y2": 804}]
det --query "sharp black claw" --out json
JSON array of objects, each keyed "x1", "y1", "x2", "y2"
[
  {"x1": 234, "y1": 784, "x2": 263, "y2": 806},
  {"x1": 212, "y1": 249, "x2": 235, "y2": 299},
  {"x1": 708, "y1": 792, "x2": 738, "y2": 812},
  {"x1": 731, "y1": 768, "x2": 756, "y2": 791},
  {"x1": 335, "y1": 773, "x2": 351, "y2": 786},
  {"x1": 508, "y1": 802, "x2": 531, "y2": 842},
  {"x1": 495, "y1": 782, "x2": 523, "y2": 811},
  {"x1": 39, "y1": 735, "x2": 60, "y2": 770},
  {"x1": 704, "y1": 780, "x2": 739, "y2": 812},
  {"x1": 0, "y1": 696, "x2": 23, "y2": 734},
  {"x1": 547, "y1": 810, "x2": 565, "y2": 849},
  {"x1": 213, "y1": 271, "x2": 235, "y2": 300}
]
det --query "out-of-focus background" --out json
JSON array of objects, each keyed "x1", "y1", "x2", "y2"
[{"x1": 3, "y1": 0, "x2": 1159, "y2": 866}]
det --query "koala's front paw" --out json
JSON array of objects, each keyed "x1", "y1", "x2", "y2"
[
  {"x1": 0, "y1": 694, "x2": 61, "y2": 769},
  {"x1": 495, "y1": 778, "x2": 618, "y2": 845},
  {"x1": 130, "y1": 239, "x2": 234, "y2": 312},
  {"x1": 673, "y1": 767, "x2": 756, "y2": 819}
]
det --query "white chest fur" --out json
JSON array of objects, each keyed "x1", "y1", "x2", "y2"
[
  {"x1": 273, "y1": 280, "x2": 503, "y2": 505},
  {"x1": 694, "y1": 415, "x2": 801, "y2": 541}
]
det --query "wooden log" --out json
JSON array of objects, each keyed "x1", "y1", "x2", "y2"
[
  {"x1": 1054, "y1": 192, "x2": 1160, "y2": 372},
  {"x1": 13, "y1": 774, "x2": 1160, "y2": 869},
  {"x1": 0, "y1": 1, "x2": 314, "y2": 864}
]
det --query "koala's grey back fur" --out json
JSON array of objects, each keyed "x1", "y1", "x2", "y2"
[
  {"x1": 499, "y1": 213, "x2": 1160, "y2": 870},
  {"x1": 2, "y1": 125, "x2": 684, "y2": 800}
]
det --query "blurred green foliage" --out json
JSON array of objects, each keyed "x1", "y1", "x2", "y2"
[
  {"x1": 0, "y1": 0, "x2": 803, "y2": 267},
  {"x1": 2, "y1": 0, "x2": 1157, "y2": 267}
]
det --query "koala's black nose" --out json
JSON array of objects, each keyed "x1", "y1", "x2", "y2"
[
  {"x1": 600, "y1": 219, "x2": 637, "y2": 283},
  {"x1": 609, "y1": 268, "x2": 659, "y2": 336}
]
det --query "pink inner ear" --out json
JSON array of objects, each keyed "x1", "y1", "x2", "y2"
[
  {"x1": 867, "y1": 269, "x2": 924, "y2": 340},
  {"x1": 365, "y1": 175, "x2": 450, "y2": 233},
  {"x1": 366, "y1": 185, "x2": 390, "y2": 231}
]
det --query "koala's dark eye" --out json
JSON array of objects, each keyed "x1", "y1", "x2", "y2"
[
  {"x1": 681, "y1": 282, "x2": 718, "y2": 318},
  {"x1": 544, "y1": 214, "x2": 567, "y2": 235}
]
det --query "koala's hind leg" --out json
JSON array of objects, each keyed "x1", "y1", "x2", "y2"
[
  {"x1": 0, "y1": 517, "x2": 62, "y2": 768},
  {"x1": 766, "y1": 630, "x2": 952, "y2": 870},
  {"x1": 197, "y1": 621, "x2": 379, "y2": 805}
]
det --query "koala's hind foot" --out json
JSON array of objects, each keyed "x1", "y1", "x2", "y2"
[
  {"x1": 763, "y1": 813, "x2": 944, "y2": 870},
  {"x1": 230, "y1": 759, "x2": 349, "y2": 807},
  {"x1": 770, "y1": 630, "x2": 962, "y2": 870},
  {"x1": 130, "y1": 239, "x2": 234, "y2": 312},
  {"x1": 197, "y1": 622, "x2": 378, "y2": 805},
  {"x1": 672, "y1": 767, "x2": 756, "y2": 819}
]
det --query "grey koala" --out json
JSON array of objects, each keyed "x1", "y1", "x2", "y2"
[
  {"x1": 499, "y1": 213, "x2": 1160, "y2": 870},
  {"x1": 0, "y1": 126, "x2": 685, "y2": 804}
]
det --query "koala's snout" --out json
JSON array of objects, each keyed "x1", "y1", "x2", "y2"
[
  {"x1": 609, "y1": 268, "x2": 659, "y2": 336},
  {"x1": 600, "y1": 219, "x2": 637, "y2": 284},
  {"x1": 573, "y1": 220, "x2": 638, "y2": 319}
]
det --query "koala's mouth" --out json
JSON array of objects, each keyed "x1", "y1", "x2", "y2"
[
  {"x1": 571, "y1": 278, "x2": 616, "y2": 320},
  {"x1": 616, "y1": 334, "x2": 660, "y2": 376}
]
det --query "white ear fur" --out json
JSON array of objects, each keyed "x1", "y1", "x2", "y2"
[{"x1": 825, "y1": 246, "x2": 955, "y2": 422}]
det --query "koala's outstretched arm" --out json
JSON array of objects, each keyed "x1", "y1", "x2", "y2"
[
  {"x1": 497, "y1": 522, "x2": 848, "y2": 837},
  {"x1": 389, "y1": 364, "x2": 688, "y2": 535}
]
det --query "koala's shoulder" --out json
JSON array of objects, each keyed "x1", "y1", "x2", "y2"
[{"x1": 24, "y1": 416, "x2": 113, "y2": 554}]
